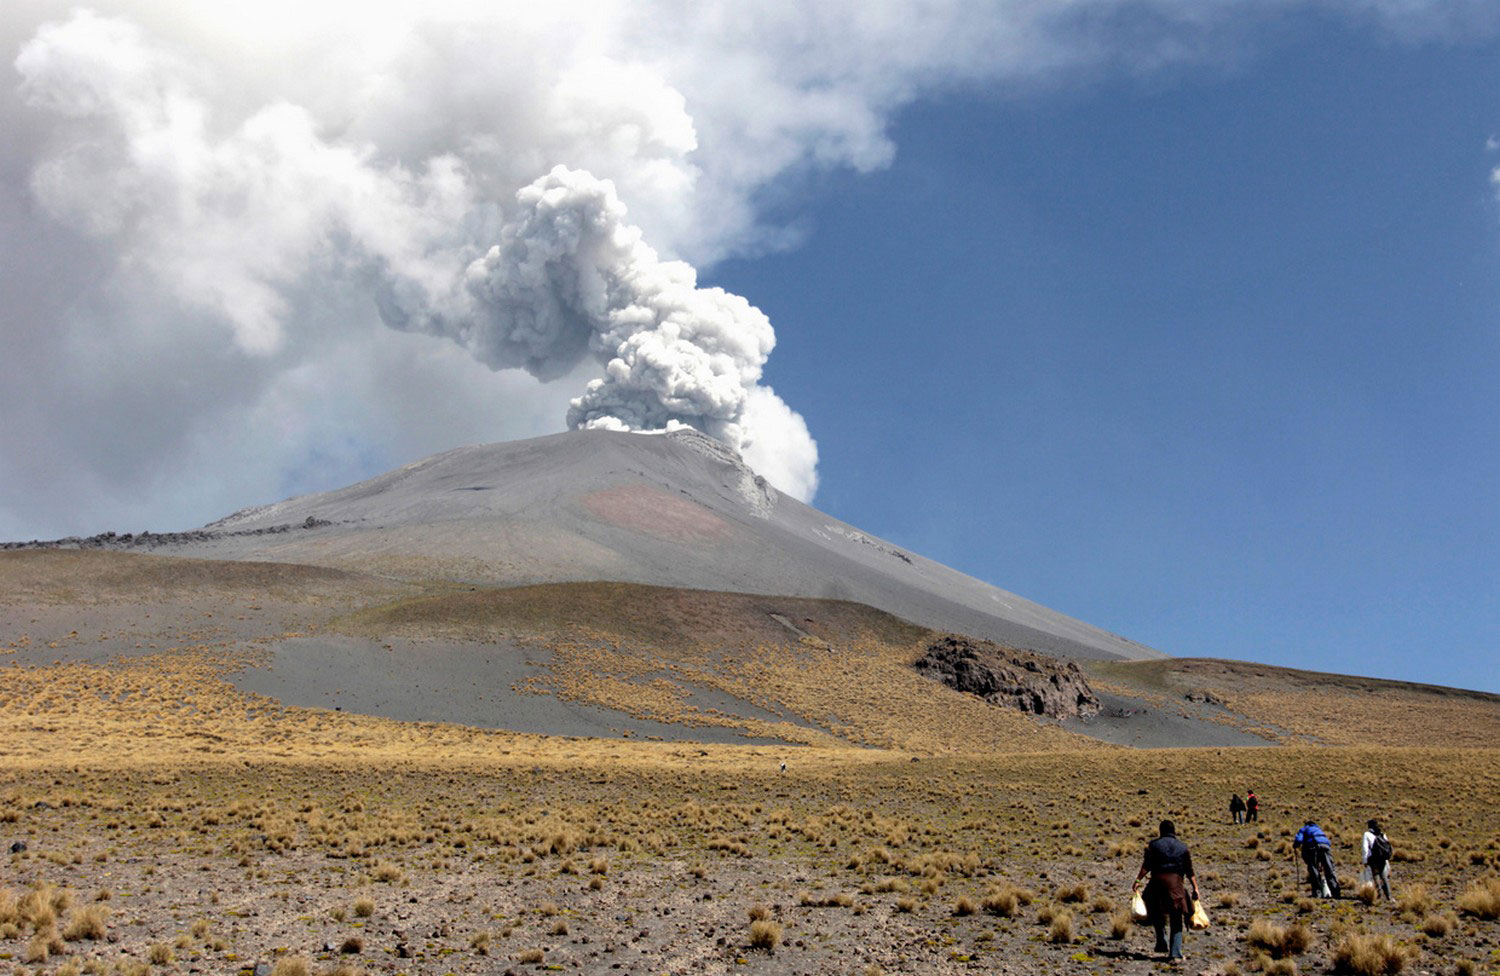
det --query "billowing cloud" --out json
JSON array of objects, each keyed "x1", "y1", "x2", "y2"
[{"x1": 1, "y1": 0, "x2": 1494, "y2": 537}]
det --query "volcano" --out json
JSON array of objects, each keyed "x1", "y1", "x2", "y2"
[{"x1": 166, "y1": 428, "x2": 1158, "y2": 663}]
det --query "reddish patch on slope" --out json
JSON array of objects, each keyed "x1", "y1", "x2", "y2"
[{"x1": 580, "y1": 484, "x2": 734, "y2": 544}]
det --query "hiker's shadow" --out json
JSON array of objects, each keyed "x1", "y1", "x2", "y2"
[{"x1": 1094, "y1": 947, "x2": 1160, "y2": 962}]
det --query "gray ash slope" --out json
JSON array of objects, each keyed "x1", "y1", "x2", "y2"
[{"x1": 186, "y1": 428, "x2": 1160, "y2": 662}]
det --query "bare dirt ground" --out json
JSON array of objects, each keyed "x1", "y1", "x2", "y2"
[{"x1": 3, "y1": 750, "x2": 1500, "y2": 976}]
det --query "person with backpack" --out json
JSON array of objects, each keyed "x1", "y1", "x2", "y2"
[
  {"x1": 1245, "y1": 791, "x2": 1259, "y2": 823},
  {"x1": 1133, "y1": 820, "x2": 1201, "y2": 962},
  {"x1": 1229, "y1": 794, "x2": 1246, "y2": 824},
  {"x1": 1362, "y1": 819, "x2": 1392, "y2": 900},
  {"x1": 1292, "y1": 820, "x2": 1340, "y2": 898}
]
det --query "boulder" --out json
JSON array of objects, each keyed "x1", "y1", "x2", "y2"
[{"x1": 914, "y1": 634, "x2": 1101, "y2": 720}]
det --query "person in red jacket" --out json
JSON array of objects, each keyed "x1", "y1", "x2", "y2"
[{"x1": 1245, "y1": 790, "x2": 1259, "y2": 823}]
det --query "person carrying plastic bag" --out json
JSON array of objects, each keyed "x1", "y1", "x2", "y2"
[
  {"x1": 1133, "y1": 820, "x2": 1202, "y2": 962},
  {"x1": 1362, "y1": 819, "x2": 1393, "y2": 900},
  {"x1": 1292, "y1": 820, "x2": 1340, "y2": 898}
]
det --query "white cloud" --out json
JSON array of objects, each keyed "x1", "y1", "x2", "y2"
[{"x1": 1, "y1": 0, "x2": 1493, "y2": 537}]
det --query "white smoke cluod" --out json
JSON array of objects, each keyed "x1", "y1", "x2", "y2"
[
  {"x1": 12, "y1": 8, "x2": 816, "y2": 502},
  {"x1": 14, "y1": 10, "x2": 473, "y2": 357},
  {"x1": 379, "y1": 166, "x2": 793, "y2": 469}
]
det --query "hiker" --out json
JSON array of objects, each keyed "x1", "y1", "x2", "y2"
[
  {"x1": 1134, "y1": 819, "x2": 1201, "y2": 962},
  {"x1": 1292, "y1": 820, "x2": 1340, "y2": 898},
  {"x1": 1246, "y1": 791, "x2": 1259, "y2": 822},
  {"x1": 1362, "y1": 819, "x2": 1392, "y2": 900},
  {"x1": 1229, "y1": 794, "x2": 1246, "y2": 824}
]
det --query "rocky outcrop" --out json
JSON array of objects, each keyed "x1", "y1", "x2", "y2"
[
  {"x1": 0, "y1": 516, "x2": 332, "y2": 551},
  {"x1": 914, "y1": 635, "x2": 1101, "y2": 720}
]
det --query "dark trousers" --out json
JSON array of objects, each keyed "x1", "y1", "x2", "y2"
[
  {"x1": 1152, "y1": 911, "x2": 1184, "y2": 956},
  {"x1": 1304, "y1": 848, "x2": 1338, "y2": 895}
]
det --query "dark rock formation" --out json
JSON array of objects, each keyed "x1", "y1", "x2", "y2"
[
  {"x1": 0, "y1": 518, "x2": 333, "y2": 551},
  {"x1": 914, "y1": 634, "x2": 1101, "y2": 720}
]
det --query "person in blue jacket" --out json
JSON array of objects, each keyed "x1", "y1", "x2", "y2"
[{"x1": 1292, "y1": 820, "x2": 1340, "y2": 897}]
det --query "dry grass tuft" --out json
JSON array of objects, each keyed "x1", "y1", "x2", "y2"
[
  {"x1": 1247, "y1": 919, "x2": 1312, "y2": 959},
  {"x1": 1418, "y1": 913, "x2": 1454, "y2": 938},
  {"x1": 981, "y1": 884, "x2": 1031, "y2": 917},
  {"x1": 749, "y1": 918, "x2": 783, "y2": 951},
  {"x1": 23, "y1": 932, "x2": 52, "y2": 964},
  {"x1": 62, "y1": 904, "x2": 108, "y2": 941},
  {"x1": 1456, "y1": 876, "x2": 1500, "y2": 920},
  {"x1": 1396, "y1": 884, "x2": 1434, "y2": 917},
  {"x1": 1330, "y1": 932, "x2": 1418, "y2": 976},
  {"x1": 1054, "y1": 882, "x2": 1089, "y2": 904},
  {"x1": 369, "y1": 860, "x2": 404, "y2": 883},
  {"x1": 273, "y1": 956, "x2": 310, "y2": 976}
]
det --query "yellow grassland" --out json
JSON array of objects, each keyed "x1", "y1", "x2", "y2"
[{"x1": 5, "y1": 550, "x2": 1500, "y2": 973}]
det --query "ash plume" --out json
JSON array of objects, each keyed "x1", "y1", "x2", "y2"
[{"x1": 377, "y1": 166, "x2": 794, "y2": 466}]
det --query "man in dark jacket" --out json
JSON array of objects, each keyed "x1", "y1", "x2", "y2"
[
  {"x1": 1135, "y1": 820, "x2": 1201, "y2": 961},
  {"x1": 1229, "y1": 794, "x2": 1246, "y2": 824},
  {"x1": 1292, "y1": 820, "x2": 1339, "y2": 897}
]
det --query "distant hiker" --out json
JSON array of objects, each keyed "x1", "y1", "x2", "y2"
[
  {"x1": 1134, "y1": 819, "x2": 1201, "y2": 962},
  {"x1": 1362, "y1": 819, "x2": 1392, "y2": 900},
  {"x1": 1229, "y1": 794, "x2": 1246, "y2": 824},
  {"x1": 1245, "y1": 791, "x2": 1259, "y2": 822},
  {"x1": 779, "y1": 761, "x2": 786, "y2": 773},
  {"x1": 1292, "y1": 820, "x2": 1340, "y2": 898}
]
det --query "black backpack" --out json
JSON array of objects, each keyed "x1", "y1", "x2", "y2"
[{"x1": 1370, "y1": 834, "x2": 1392, "y2": 868}]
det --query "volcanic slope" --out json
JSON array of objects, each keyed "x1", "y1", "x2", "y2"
[{"x1": 164, "y1": 428, "x2": 1159, "y2": 662}]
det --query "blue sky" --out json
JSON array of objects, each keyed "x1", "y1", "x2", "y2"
[{"x1": 713, "y1": 19, "x2": 1500, "y2": 693}]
